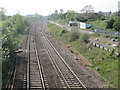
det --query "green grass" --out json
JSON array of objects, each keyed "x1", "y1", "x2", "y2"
[
  {"x1": 0, "y1": 21, "x2": 2, "y2": 27},
  {"x1": 48, "y1": 23, "x2": 118, "y2": 88},
  {"x1": 90, "y1": 20, "x2": 107, "y2": 28}
]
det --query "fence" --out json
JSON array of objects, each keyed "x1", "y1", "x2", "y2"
[{"x1": 93, "y1": 29, "x2": 120, "y2": 37}]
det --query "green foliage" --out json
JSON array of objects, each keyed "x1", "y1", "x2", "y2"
[
  {"x1": 2, "y1": 60, "x2": 13, "y2": 88},
  {"x1": 59, "y1": 28, "x2": 68, "y2": 36},
  {"x1": 13, "y1": 14, "x2": 26, "y2": 34},
  {"x1": 65, "y1": 10, "x2": 76, "y2": 21},
  {"x1": 0, "y1": 7, "x2": 7, "y2": 20},
  {"x1": 99, "y1": 17, "x2": 105, "y2": 20},
  {"x1": 90, "y1": 20, "x2": 107, "y2": 28},
  {"x1": 114, "y1": 17, "x2": 120, "y2": 31},
  {"x1": 79, "y1": 33, "x2": 90, "y2": 43},
  {"x1": 68, "y1": 30, "x2": 80, "y2": 42},
  {"x1": 106, "y1": 18, "x2": 115, "y2": 29},
  {"x1": 2, "y1": 13, "x2": 36, "y2": 88},
  {"x1": 48, "y1": 23, "x2": 118, "y2": 88},
  {"x1": 2, "y1": 14, "x2": 31, "y2": 60}
]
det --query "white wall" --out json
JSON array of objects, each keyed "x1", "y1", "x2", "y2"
[
  {"x1": 68, "y1": 21, "x2": 92, "y2": 29},
  {"x1": 80, "y1": 22, "x2": 86, "y2": 29}
]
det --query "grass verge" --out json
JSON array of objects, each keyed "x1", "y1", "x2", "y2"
[{"x1": 48, "y1": 23, "x2": 118, "y2": 88}]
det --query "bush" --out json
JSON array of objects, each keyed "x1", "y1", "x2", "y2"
[
  {"x1": 79, "y1": 33, "x2": 90, "y2": 43},
  {"x1": 114, "y1": 17, "x2": 120, "y2": 31},
  {"x1": 68, "y1": 30, "x2": 80, "y2": 42},
  {"x1": 59, "y1": 28, "x2": 68, "y2": 36},
  {"x1": 106, "y1": 19, "x2": 115, "y2": 29}
]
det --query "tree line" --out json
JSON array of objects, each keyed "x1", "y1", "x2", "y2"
[
  {"x1": 106, "y1": 17, "x2": 120, "y2": 31},
  {"x1": 1, "y1": 7, "x2": 42, "y2": 61},
  {"x1": 49, "y1": 6, "x2": 120, "y2": 31},
  {"x1": 2, "y1": 12, "x2": 28, "y2": 61},
  {"x1": 1, "y1": 7, "x2": 42, "y2": 88}
]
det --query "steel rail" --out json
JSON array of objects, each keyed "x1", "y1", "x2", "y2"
[
  {"x1": 27, "y1": 34, "x2": 30, "y2": 89},
  {"x1": 42, "y1": 28, "x2": 87, "y2": 89},
  {"x1": 42, "y1": 37, "x2": 71, "y2": 88},
  {"x1": 33, "y1": 37, "x2": 46, "y2": 90}
]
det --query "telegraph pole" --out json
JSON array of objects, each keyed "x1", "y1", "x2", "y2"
[{"x1": 118, "y1": 1, "x2": 120, "y2": 16}]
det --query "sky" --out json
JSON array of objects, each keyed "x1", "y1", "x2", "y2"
[{"x1": 0, "y1": 0, "x2": 120, "y2": 16}]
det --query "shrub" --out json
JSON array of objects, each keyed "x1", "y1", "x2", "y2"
[
  {"x1": 79, "y1": 33, "x2": 90, "y2": 43},
  {"x1": 68, "y1": 30, "x2": 80, "y2": 42},
  {"x1": 59, "y1": 28, "x2": 68, "y2": 36},
  {"x1": 106, "y1": 19, "x2": 115, "y2": 29}
]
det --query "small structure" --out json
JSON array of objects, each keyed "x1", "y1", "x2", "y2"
[
  {"x1": 68, "y1": 21, "x2": 92, "y2": 29},
  {"x1": 15, "y1": 49, "x2": 23, "y2": 53}
]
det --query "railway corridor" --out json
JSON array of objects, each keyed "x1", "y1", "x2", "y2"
[
  {"x1": 25, "y1": 21, "x2": 86, "y2": 89},
  {"x1": 7, "y1": 20, "x2": 109, "y2": 89}
]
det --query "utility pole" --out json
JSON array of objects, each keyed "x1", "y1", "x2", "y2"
[{"x1": 118, "y1": 1, "x2": 120, "y2": 16}]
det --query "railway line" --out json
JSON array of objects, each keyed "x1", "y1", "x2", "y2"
[
  {"x1": 40, "y1": 28, "x2": 86, "y2": 89},
  {"x1": 25, "y1": 26, "x2": 49, "y2": 89},
  {"x1": 7, "y1": 20, "x2": 106, "y2": 89}
]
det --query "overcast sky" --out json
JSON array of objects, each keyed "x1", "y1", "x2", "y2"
[{"x1": 0, "y1": 0, "x2": 120, "y2": 16}]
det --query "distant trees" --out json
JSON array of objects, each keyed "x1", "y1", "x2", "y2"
[
  {"x1": 50, "y1": 8, "x2": 101, "y2": 23},
  {"x1": 0, "y1": 7, "x2": 7, "y2": 20},
  {"x1": 81, "y1": 5, "x2": 94, "y2": 13},
  {"x1": 59, "y1": 9, "x2": 64, "y2": 14},
  {"x1": 106, "y1": 18, "x2": 115, "y2": 29},
  {"x1": 114, "y1": 17, "x2": 120, "y2": 31},
  {"x1": 54, "y1": 10, "x2": 58, "y2": 15},
  {"x1": 14, "y1": 14, "x2": 26, "y2": 34},
  {"x1": 50, "y1": 7, "x2": 120, "y2": 32},
  {"x1": 106, "y1": 17, "x2": 120, "y2": 31},
  {"x1": 65, "y1": 10, "x2": 76, "y2": 21}
]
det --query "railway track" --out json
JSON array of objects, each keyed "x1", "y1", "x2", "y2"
[
  {"x1": 38, "y1": 27, "x2": 87, "y2": 89},
  {"x1": 25, "y1": 28, "x2": 49, "y2": 89},
  {"x1": 6, "y1": 20, "x2": 87, "y2": 89}
]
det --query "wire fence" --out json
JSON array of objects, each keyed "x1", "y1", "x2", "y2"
[{"x1": 93, "y1": 28, "x2": 120, "y2": 37}]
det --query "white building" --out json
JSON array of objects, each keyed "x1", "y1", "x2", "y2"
[{"x1": 68, "y1": 21, "x2": 92, "y2": 29}]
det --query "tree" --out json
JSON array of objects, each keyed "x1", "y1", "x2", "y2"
[
  {"x1": 114, "y1": 17, "x2": 120, "y2": 31},
  {"x1": 79, "y1": 33, "x2": 90, "y2": 43},
  {"x1": 65, "y1": 10, "x2": 76, "y2": 21},
  {"x1": 59, "y1": 9, "x2": 64, "y2": 14},
  {"x1": 76, "y1": 17, "x2": 87, "y2": 22},
  {"x1": 0, "y1": 7, "x2": 7, "y2": 20},
  {"x1": 54, "y1": 10, "x2": 58, "y2": 15},
  {"x1": 106, "y1": 18, "x2": 115, "y2": 29},
  {"x1": 81, "y1": 5, "x2": 94, "y2": 13},
  {"x1": 14, "y1": 14, "x2": 26, "y2": 34},
  {"x1": 69, "y1": 30, "x2": 80, "y2": 42}
]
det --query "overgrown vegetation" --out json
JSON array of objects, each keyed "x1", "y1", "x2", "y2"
[
  {"x1": 1, "y1": 7, "x2": 42, "y2": 88},
  {"x1": 48, "y1": 23, "x2": 118, "y2": 88},
  {"x1": 49, "y1": 9, "x2": 120, "y2": 31},
  {"x1": 68, "y1": 30, "x2": 80, "y2": 42}
]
